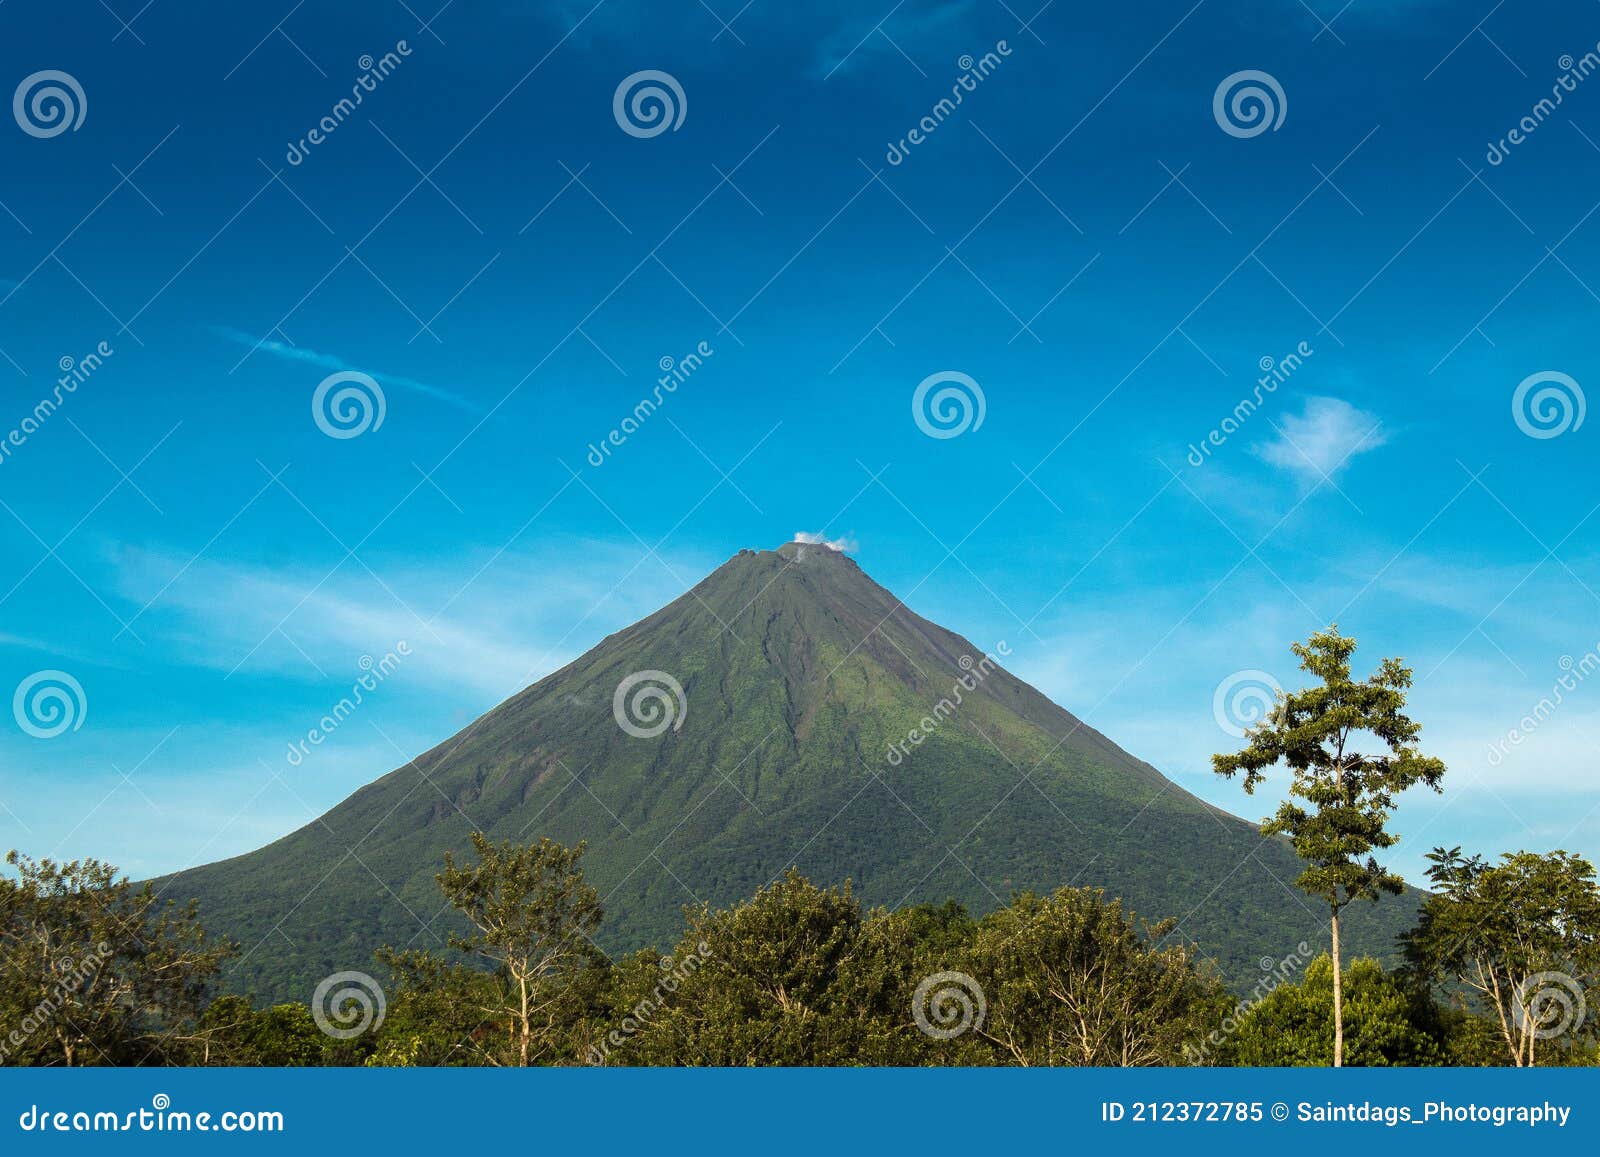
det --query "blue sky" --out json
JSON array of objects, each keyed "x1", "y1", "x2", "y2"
[{"x1": 2, "y1": 0, "x2": 1598, "y2": 890}]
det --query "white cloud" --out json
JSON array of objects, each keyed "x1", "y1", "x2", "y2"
[
  {"x1": 1254, "y1": 396, "x2": 1388, "y2": 481},
  {"x1": 793, "y1": 530, "x2": 858, "y2": 553}
]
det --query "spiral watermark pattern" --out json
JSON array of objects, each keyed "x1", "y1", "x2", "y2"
[
  {"x1": 912, "y1": 371, "x2": 986, "y2": 439},
  {"x1": 311, "y1": 971, "x2": 387, "y2": 1039},
  {"x1": 13, "y1": 670, "x2": 86, "y2": 739},
  {"x1": 1213, "y1": 70, "x2": 1286, "y2": 139},
  {"x1": 1512, "y1": 371, "x2": 1585, "y2": 440},
  {"x1": 312, "y1": 371, "x2": 386, "y2": 439},
  {"x1": 613, "y1": 70, "x2": 686, "y2": 138},
  {"x1": 13, "y1": 70, "x2": 86, "y2": 138},
  {"x1": 1513, "y1": 971, "x2": 1586, "y2": 1040},
  {"x1": 1212, "y1": 669, "x2": 1281, "y2": 738},
  {"x1": 912, "y1": 971, "x2": 986, "y2": 1039},
  {"x1": 612, "y1": 670, "x2": 687, "y2": 738}
]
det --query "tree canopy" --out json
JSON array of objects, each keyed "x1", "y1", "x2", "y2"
[
  {"x1": 0, "y1": 851, "x2": 234, "y2": 1066},
  {"x1": 1404, "y1": 847, "x2": 1600, "y2": 1065},
  {"x1": 1213, "y1": 627, "x2": 1445, "y2": 1066}
]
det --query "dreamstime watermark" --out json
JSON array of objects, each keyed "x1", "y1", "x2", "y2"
[
  {"x1": 1486, "y1": 643, "x2": 1600, "y2": 767},
  {"x1": 312, "y1": 370, "x2": 386, "y2": 439},
  {"x1": 1487, "y1": 48, "x2": 1600, "y2": 165},
  {"x1": 613, "y1": 70, "x2": 686, "y2": 138},
  {"x1": 885, "y1": 42, "x2": 1012, "y2": 165},
  {"x1": 1184, "y1": 941, "x2": 1314, "y2": 1063},
  {"x1": 17, "y1": 1095, "x2": 284, "y2": 1135},
  {"x1": 911, "y1": 370, "x2": 986, "y2": 439},
  {"x1": 1212, "y1": 669, "x2": 1281, "y2": 738},
  {"x1": 285, "y1": 43, "x2": 412, "y2": 165},
  {"x1": 0, "y1": 942, "x2": 112, "y2": 1064},
  {"x1": 285, "y1": 644, "x2": 410, "y2": 766},
  {"x1": 13, "y1": 70, "x2": 85, "y2": 138},
  {"x1": 885, "y1": 644, "x2": 1011, "y2": 766},
  {"x1": 311, "y1": 971, "x2": 386, "y2": 1039},
  {"x1": 1513, "y1": 971, "x2": 1587, "y2": 1040},
  {"x1": 1512, "y1": 370, "x2": 1585, "y2": 440},
  {"x1": 586, "y1": 341, "x2": 714, "y2": 466},
  {"x1": 1186, "y1": 341, "x2": 1313, "y2": 467},
  {"x1": 586, "y1": 940, "x2": 714, "y2": 1064},
  {"x1": 0, "y1": 341, "x2": 113, "y2": 470},
  {"x1": 12, "y1": 670, "x2": 87, "y2": 739},
  {"x1": 912, "y1": 971, "x2": 986, "y2": 1040},
  {"x1": 613, "y1": 670, "x2": 687, "y2": 738},
  {"x1": 1213, "y1": 70, "x2": 1286, "y2": 138}
]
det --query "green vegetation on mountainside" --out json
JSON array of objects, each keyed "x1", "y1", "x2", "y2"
[{"x1": 160, "y1": 543, "x2": 1418, "y2": 1003}]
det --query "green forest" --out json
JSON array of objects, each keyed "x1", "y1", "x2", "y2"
[{"x1": 2, "y1": 839, "x2": 1597, "y2": 1067}]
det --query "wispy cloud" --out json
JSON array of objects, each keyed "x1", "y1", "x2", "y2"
[
  {"x1": 813, "y1": 0, "x2": 978, "y2": 78},
  {"x1": 105, "y1": 538, "x2": 709, "y2": 700},
  {"x1": 7, "y1": 538, "x2": 714, "y2": 873},
  {"x1": 1254, "y1": 396, "x2": 1387, "y2": 481},
  {"x1": 212, "y1": 325, "x2": 482, "y2": 413},
  {"x1": 1019, "y1": 563, "x2": 1600, "y2": 808},
  {"x1": 794, "y1": 530, "x2": 858, "y2": 553}
]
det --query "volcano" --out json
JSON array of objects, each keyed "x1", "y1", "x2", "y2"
[{"x1": 165, "y1": 542, "x2": 1416, "y2": 1001}]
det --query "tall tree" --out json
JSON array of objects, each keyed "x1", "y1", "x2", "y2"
[
  {"x1": 1212, "y1": 627, "x2": 1445, "y2": 1067},
  {"x1": 435, "y1": 833, "x2": 605, "y2": 1066},
  {"x1": 1404, "y1": 847, "x2": 1600, "y2": 1065}
]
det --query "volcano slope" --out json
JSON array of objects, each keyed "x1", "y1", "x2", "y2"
[{"x1": 163, "y1": 542, "x2": 1418, "y2": 1001}]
